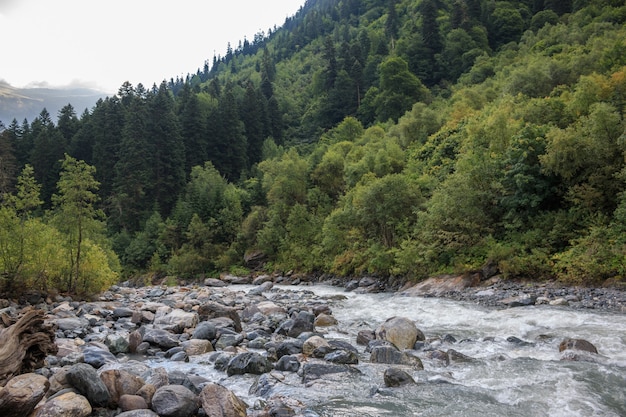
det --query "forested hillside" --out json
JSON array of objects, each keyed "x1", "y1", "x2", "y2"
[{"x1": 1, "y1": 0, "x2": 625, "y2": 296}]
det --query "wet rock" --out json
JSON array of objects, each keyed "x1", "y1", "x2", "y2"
[
  {"x1": 154, "y1": 309, "x2": 198, "y2": 333},
  {"x1": 0, "y1": 373, "x2": 49, "y2": 417},
  {"x1": 33, "y1": 391, "x2": 92, "y2": 417},
  {"x1": 145, "y1": 367, "x2": 169, "y2": 389},
  {"x1": 301, "y1": 362, "x2": 360, "y2": 383},
  {"x1": 227, "y1": 352, "x2": 274, "y2": 376},
  {"x1": 276, "y1": 339, "x2": 304, "y2": 358},
  {"x1": 384, "y1": 367, "x2": 416, "y2": 387},
  {"x1": 324, "y1": 349, "x2": 359, "y2": 365},
  {"x1": 170, "y1": 351, "x2": 189, "y2": 362},
  {"x1": 559, "y1": 338, "x2": 598, "y2": 354},
  {"x1": 328, "y1": 340, "x2": 359, "y2": 353},
  {"x1": 302, "y1": 336, "x2": 329, "y2": 356},
  {"x1": 66, "y1": 363, "x2": 110, "y2": 407},
  {"x1": 314, "y1": 313, "x2": 338, "y2": 327},
  {"x1": 498, "y1": 295, "x2": 536, "y2": 307},
  {"x1": 376, "y1": 317, "x2": 424, "y2": 350},
  {"x1": 105, "y1": 333, "x2": 130, "y2": 354},
  {"x1": 401, "y1": 274, "x2": 480, "y2": 296},
  {"x1": 136, "y1": 384, "x2": 157, "y2": 408},
  {"x1": 152, "y1": 385, "x2": 198, "y2": 417},
  {"x1": 249, "y1": 281, "x2": 273, "y2": 296},
  {"x1": 143, "y1": 328, "x2": 180, "y2": 349},
  {"x1": 506, "y1": 336, "x2": 534, "y2": 346},
  {"x1": 204, "y1": 278, "x2": 228, "y2": 287},
  {"x1": 100, "y1": 369, "x2": 145, "y2": 407},
  {"x1": 117, "y1": 410, "x2": 159, "y2": 417},
  {"x1": 55, "y1": 317, "x2": 90, "y2": 332},
  {"x1": 370, "y1": 346, "x2": 424, "y2": 369},
  {"x1": 215, "y1": 333, "x2": 244, "y2": 350},
  {"x1": 113, "y1": 307, "x2": 135, "y2": 318},
  {"x1": 275, "y1": 355, "x2": 301, "y2": 372},
  {"x1": 287, "y1": 311, "x2": 315, "y2": 338},
  {"x1": 356, "y1": 330, "x2": 376, "y2": 346},
  {"x1": 447, "y1": 349, "x2": 474, "y2": 363},
  {"x1": 426, "y1": 349, "x2": 450, "y2": 366},
  {"x1": 549, "y1": 298, "x2": 569, "y2": 306},
  {"x1": 256, "y1": 301, "x2": 286, "y2": 316},
  {"x1": 199, "y1": 383, "x2": 248, "y2": 417}
]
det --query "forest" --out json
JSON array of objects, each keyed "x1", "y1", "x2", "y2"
[{"x1": 0, "y1": 0, "x2": 625, "y2": 297}]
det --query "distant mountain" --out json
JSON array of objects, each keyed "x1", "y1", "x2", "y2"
[{"x1": 0, "y1": 80, "x2": 108, "y2": 124}]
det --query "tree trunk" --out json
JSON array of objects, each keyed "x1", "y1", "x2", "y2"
[{"x1": 0, "y1": 308, "x2": 57, "y2": 387}]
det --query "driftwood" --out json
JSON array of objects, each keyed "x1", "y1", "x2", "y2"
[{"x1": 0, "y1": 308, "x2": 57, "y2": 387}]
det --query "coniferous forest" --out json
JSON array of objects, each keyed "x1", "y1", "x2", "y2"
[{"x1": 1, "y1": 0, "x2": 625, "y2": 296}]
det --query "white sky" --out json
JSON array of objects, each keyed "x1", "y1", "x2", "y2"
[{"x1": 0, "y1": 0, "x2": 304, "y2": 93}]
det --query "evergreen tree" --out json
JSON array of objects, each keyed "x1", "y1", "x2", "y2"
[
  {"x1": 29, "y1": 109, "x2": 66, "y2": 206},
  {"x1": 0, "y1": 123, "x2": 17, "y2": 200},
  {"x1": 57, "y1": 104, "x2": 79, "y2": 143},
  {"x1": 178, "y1": 83, "x2": 209, "y2": 174}
]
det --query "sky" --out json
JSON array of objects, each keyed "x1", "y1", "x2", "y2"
[{"x1": 0, "y1": 0, "x2": 304, "y2": 93}]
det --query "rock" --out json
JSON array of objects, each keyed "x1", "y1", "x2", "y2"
[
  {"x1": 248, "y1": 281, "x2": 273, "y2": 296},
  {"x1": 498, "y1": 294, "x2": 536, "y2": 307},
  {"x1": 182, "y1": 339, "x2": 214, "y2": 356},
  {"x1": 252, "y1": 275, "x2": 273, "y2": 285},
  {"x1": 426, "y1": 349, "x2": 450, "y2": 366},
  {"x1": 113, "y1": 307, "x2": 135, "y2": 318},
  {"x1": 256, "y1": 301, "x2": 285, "y2": 316},
  {"x1": 370, "y1": 346, "x2": 424, "y2": 369},
  {"x1": 117, "y1": 410, "x2": 159, "y2": 417},
  {"x1": 549, "y1": 298, "x2": 569, "y2": 306},
  {"x1": 119, "y1": 394, "x2": 148, "y2": 411},
  {"x1": 287, "y1": 311, "x2": 315, "y2": 338},
  {"x1": 324, "y1": 350, "x2": 359, "y2": 365},
  {"x1": 314, "y1": 313, "x2": 338, "y2": 327},
  {"x1": 0, "y1": 373, "x2": 50, "y2": 417},
  {"x1": 226, "y1": 352, "x2": 273, "y2": 376},
  {"x1": 384, "y1": 367, "x2": 416, "y2": 387},
  {"x1": 66, "y1": 363, "x2": 110, "y2": 407},
  {"x1": 204, "y1": 278, "x2": 228, "y2": 287},
  {"x1": 55, "y1": 317, "x2": 89, "y2": 332},
  {"x1": 401, "y1": 274, "x2": 480, "y2": 296},
  {"x1": 356, "y1": 330, "x2": 376, "y2": 346},
  {"x1": 33, "y1": 391, "x2": 92, "y2": 417},
  {"x1": 447, "y1": 349, "x2": 473, "y2": 363},
  {"x1": 506, "y1": 336, "x2": 534, "y2": 346},
  {"x1": 105, "y1": 333, "x2": 130, "y2": 354},
  {"x1": 275, "y1": 355, "x2": 300, "y2": 372},
  {"x1": 100, "y1": 369, "x2": 145, "y2": 407},
  {"x1": 199, "y1": 383, "x2": 247, "y2": 417},
  {"x1": 302, "y1": 336, "x2": 330, "y2": 356},
  {"x1": 559, "y1": 338, "x2": 598, "y2": 354},
  {"x1": 136, "y1": 384, "x2": 157, "y2": 408},
  {"x1": 142, "y1": 329, "x2": 180, "y2": 349},
  {"x1": 154, "y1": 309, "x2": 198, "y2": 333},
  {"x1": 151, "y1": 385, "x2": 198, "y2": 417},
  {"x1": 191, "y1": 322, "x2": 217, "y2": 341},
  {"x1": 197, "y1": 302, "x2": 242, "y2": 332},
  {"x1": 215, "y1": 333, "x2": 244, "y2": 350},
  {"x1": 129, "y1": 330, "x2": 143, "y2": 353},
  {"x1": 301, "y1": 363, "x2": 360, "y2": 383},
  {"x1": 376, "y1": 317, "x2": 424, "y2": 350},
  {"x1": 82, "y1": 345, "x2": 117, "y2": 368}
]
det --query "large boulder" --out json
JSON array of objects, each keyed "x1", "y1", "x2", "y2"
[
  {"x1": 82, "y1": 345, "x2": 117, "y2": 368},
  {"x1": 559, "y1": 338, "x2": 598, "y2": 354},
  {"x1": 66, "y1": 363, "x2": 111, "y2": 407},
  {"x1": 384, "y1": 367, "x2": 416, "y2": 387},
  {"x1": 376, "y1": 317, "x2": 423, "y2": 350},
  {"x1": 302, "y1": 336, "x2": 329, "y2": 356},
  {"x1": 142, "y1": 329, "x2": 180, "y2": 349},
  {"x1": 117, "y1": 410, "x2": 159, "y2": 417},
  {"x1": 199, "y1": 383, "x2": 247, "y2": 417},
  {"x1": 0, "y1": 373, "x2": 49, "y2": 417},
  {"x1": 181, "y1": 339, "x2": 214, "y2": 356},
  {"x1": 100, "y1": 369, "x2": 145, "y2": 407},
  {"x1": 370, "y1": 346, "x2": 424, "y2": 369},
  {"x1": 33, "y1": 391, "x2": 92, "y2": 417},
  {"x1": 287, "y1": 311, "x2": 315, "y2": 338},
  {"x1": 151, "y1": 385, "x2": 198, "y2": 417},
  {"x1": 154, "y1": 309, "x2": 198, "y2": 333}
]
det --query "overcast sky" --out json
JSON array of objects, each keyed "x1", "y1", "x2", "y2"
[{"x1": 0, "y1": 0, "x2": 304, "y2": 93}]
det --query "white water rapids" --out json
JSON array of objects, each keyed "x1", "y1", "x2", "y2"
[{"x1": 148, "y1": 285, "x2": 626, "y2": 416}]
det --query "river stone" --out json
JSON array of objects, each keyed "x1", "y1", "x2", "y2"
[
  {"x1": 276, "y1": 339, "x2": 304, "y2": 358},
  {"x1": 113, "y1": 307, "x2": 135, "y2": 318},
  {"x1": 314, "y1": 313, "x2": 338, "y2": 327},
  {"x1": 356, "y1": 330, "x2": 376, "y2": 346},
  {"x1": 66, "y1": 363, "x2": 111, "y2": 407},
  {"x1": 191, "y1": 322, "x2": 217, "y2": 341},
  {"x1": 448, "y1": 349, "x2": 474, "y2": 363},
  {"x1": 55, "y1": 317, "x2": 89, "y2": 332},
  {"x1": 324, "y1": 349, "x2": 359, "y2": 365},
  {"x1": 0, "y1": 373, "x2": 50, "y2": 417},
  {"x1": 136, "y1": 384, "x2": 157, "y2": 408},
  {"x1": 143, "y1": 328, "x2": 180, "y2": 349},
  {"x1": 370, "y1": 346, "x2": 424, "y2": 369},
  {"x1": 287, "y1": 311, "x2": 315, "y2": 338},
  {"x1": 100, "y1": 369, "x2": 145, "y2": 406},
  {"x1": 426, "y1": 349, "x2": 450, "y2": 366},
  {"x1": 384, "y1": 367, "x2": 416, "y2": 387},
  {"x1": 199, "y1": 383, "x2": 247, "y2": 417},
  {"x1": 117, "y1": 410, "x2": 159, "y2": 417},
  {"x1": 152, "y1": 385, "x2": 198, "y2": 417},
  {"x1": 227, "y1": 352, "x2": 274, "y2": 376},
  {"x1": 105, "y1": 333, "x2": 130, "y2": 354},
  {"x1": 170, "y1": 351, "x2": 189, "y2": 362},
  {"x1": 182, "y1": 339, "x2": 214, "y2": 356},
  {"x1": 33, "y1": 391, "x2": 92, "y2": 417},
  {"x1": 248, "y1": 281, "x2": 273, "y2": 296},
  {"x1": 154, "y1": 309, "x2": 198, "y2": 333},
  {"x1": 559, "y1": 338, "x2": 598, "y2": 354},
  {"x1": 376, "y1": 317, "x2": 423, "y2": 350},
  {"x1": 275, "y1": 355, "x2": 301, "y2": 372},
  {"x1": 303, "y1": 336, "x2": 330, "y2": 356},
  {"x1": 204, "y1": 278, "x2": 228, "y2": 287},
  {"x1": 301, "y1": 362, "x2": 360, "y2": 383},
  {"x1": 119, "y1": 394, "x2": 149, "y2": 411},
  {"x1": 198, "y1": 302, "x2": 242, "y2": 332},
  {"x1": 256, "y1": 301, "x2": 285, "y2": 315},
  {"x1": 215, "y1": 333, "x2": 244, "y2": 350}
]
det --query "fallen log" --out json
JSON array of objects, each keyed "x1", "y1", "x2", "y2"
[{"x1": 0, "y1": 308, "x2": 57, "y2": 387}]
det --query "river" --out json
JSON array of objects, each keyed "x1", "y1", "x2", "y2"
[{"x1": 148, "y1": 284, "x2": 626, "y2": 417}]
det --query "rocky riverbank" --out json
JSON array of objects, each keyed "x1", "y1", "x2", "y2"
[{"x1": 0, "y1": 274, "x2": 622, "y2": 417}]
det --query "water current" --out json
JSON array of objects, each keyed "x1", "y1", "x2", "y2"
[{"x1": 148, "y1": 285, "x2": 626, "y2": 417}]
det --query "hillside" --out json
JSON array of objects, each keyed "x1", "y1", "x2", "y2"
[
  {"x1": 1, "y1": 0, "x2": 626, "y2": 297},
  {"x1": 0, "y1": 80, "x2": 107, "y2": 123}
]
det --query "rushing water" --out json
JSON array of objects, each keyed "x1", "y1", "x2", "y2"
[{"x1": 147, "y1": 285, "x2": 626, "y2": 417}]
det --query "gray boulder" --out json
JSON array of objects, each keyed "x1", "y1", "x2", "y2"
[
  {"x1": 0, "y1": 373, "x2": 50, "y2": 417},
  {"x1": 152, "y1": 385, "x2": 198, "y2": 417},
  {"x1": 384, "y1": 367, "x2": 416, "y2": 387},
  {"x1": 66, "y1": 363, "x2": 111, "y2": 407},
  {"x1": 199, "y1": 383, "x2": 247, "y2": 417},
  {"x1": 226, "y1": 352, "x2": 273, "y2": 376}
]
